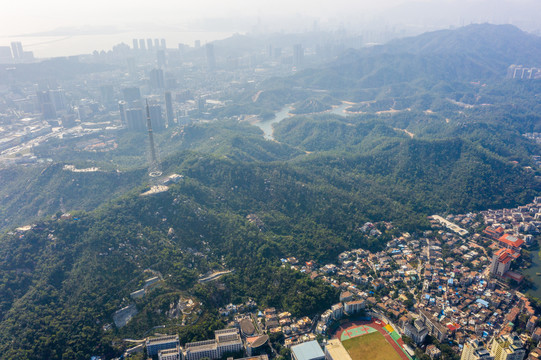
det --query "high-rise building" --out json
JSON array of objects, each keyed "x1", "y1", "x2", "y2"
[
  {"x1": 206, "y1": 44, "x2": 216, "y2": 71},
  {"x1": 183, "y1": 328, "x2": 242, "y2": 360},
  {"x1": 132, "y1": 39, "x2": 139, "y2": 50},
  {"x1": 489, "y1": 334, "x2": 525, "y2": 360},
  {"x1": 490, "y1": 248, "x2": 518, "y2": 277},
  {"x1": 164, "y1": 91, "x2": 174, "y2": 127},
  {"x1": 50, "y1": 89, "x2": 66, "y2": 111},
  {"x1": 154, "y1": 39, "x2": 160, "y2": 49},
  {"x1": 147, "y1": 38, "x2": 153, "y2": 51},
  {"x1": 194, "y1": 40, "x2": 201, "y2": 48},
  {"x1": 149, "y1": 104, "x2": 165, "y2": 131},
  {"x1": 99, "y1": 85, "x2": 114, "y2": 106},
  {"x1": 125, "y1": 108, "x2": 145, "y2": 131},
  {"x1": 145, "y1": 100, "x2": 161, "y2": 177},
  {"x1": 10, "y1": 42, "x2": 23, "y2": 60},
  {"x1": 293, "y1": 44, "x2": 304, "y2": 67},
  {"x1": 149, "y1": 69, "x2": 165, "y2": 90},
  {"x1": 36, "y1": 90, "x2": 56, "y2": 119},
  {"x1": 197, "y1": 98, "x2": 206, "y2": 115},
  {"x1": 461, "y1": 339, "x2": 494, "y2": 360},
  {"x1": 159, "y1": 347, "x2": 181, "y2": 360},
  {"x1": 139, "y1": 39, "x2": 146, "y2": 51},
  {"x1": 118, "y1": 101, "x2": 126, "y2": 125},
  {"x1": 146, "y1": 335, "x2": 179, "y2": 357},
  {"x1": 160, "y1": 39, "x2": 166, "y2": 49}
]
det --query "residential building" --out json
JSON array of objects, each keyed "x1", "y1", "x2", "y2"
[
  {"x1": 184, "y1": 328, "x2": 243, "y2": 360},
  {"x1": 461, "y1": 339, "x2": 494, "y2": 360},
  {"x1": 489, "y1": 334, "x2": 525, "y2": 360},
  {"x1": 159, "y1": 346, "x2": 181, "y2": 360},
  {"x1": 403, "y1": 318, "x2": 428, "y2": 345},
  {"x1": 419, "y1": 309, "x2": 448, "y2": 342},
  {"x1": 344, "y1": 300, "x2": 365, "y2": 315},
  {"x1": 426, "y1": 344, "x2": 441, "y2": 359},
  {"x1": 146, "y1": 335, "x2": 180, "y2": 356},
  {"x1": 490, "y1": 249, "x2": 517, "y2": 277},
  {"x1": 331, "y1": 303, "x2": 343, "y2": 320}
]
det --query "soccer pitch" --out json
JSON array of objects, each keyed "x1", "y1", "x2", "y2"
[{"x1": 342, "y1": 331, "x2": 402, "y2": 360}]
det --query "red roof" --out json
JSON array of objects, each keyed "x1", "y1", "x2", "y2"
[
  {"x1": 483, "y1": 227, "x2": 505, "y2": 239},
  {"x1": 498, "y1": 233, "x2": 524, "y2": 248}
]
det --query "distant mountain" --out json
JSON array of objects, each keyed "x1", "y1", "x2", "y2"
[
  {"x1": 290, "y1": 24, "x2": 541, "y2": 91},
  {"x1": 373, "y1": 0, "x2": 541, "y2": 34}
]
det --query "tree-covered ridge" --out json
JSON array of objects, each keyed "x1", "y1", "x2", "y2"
[
  {"x1": 1, "y1": 23, "x2": 541, "y2": 360},
  {"x1": 1, "y1": 136, "x2": 539, "y2": 357},
  {"x1": 0, "y1": 159, "x2": 347, "y2": 359}
]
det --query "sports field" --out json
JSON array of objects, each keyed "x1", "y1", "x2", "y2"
[{"x1": 342, "y1": 331, "x2": 403, "y2": 360}]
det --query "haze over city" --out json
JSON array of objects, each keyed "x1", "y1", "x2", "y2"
[
  {"x1": 2, "y1": 0, "x2": 541, "y2": 57},
  {"x1": 2, "y1": 0, "x2": 541, "y2": 359}
]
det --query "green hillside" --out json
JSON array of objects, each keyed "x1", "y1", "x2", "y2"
[{"x1": 0, "y1": 23, "x2": 541, "y2": 360}]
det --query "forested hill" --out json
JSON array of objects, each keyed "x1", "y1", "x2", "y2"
[
  {"x1": 303, "y1": 24, "x2": 541, "y2": 87},
  {"x1": 1, "y1": 23, "x2": 541, "y2": 359},
  {"x1": 220, "y1": 24, "x2": 541, "y2": 117},
  {"x1": 0, "y1": 139, "x2": 538, "y2": 358}
]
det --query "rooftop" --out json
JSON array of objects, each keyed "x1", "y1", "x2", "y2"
[
  {"x1": 291, "y1": 340, "x2": 325, "y2": 360},
  {"x1": 325, "y1": 339, "x2": 352, "y2": 360}
]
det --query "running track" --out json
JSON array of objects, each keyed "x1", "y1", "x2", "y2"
[{"x1": 332, "y1": 319, "x2": 410, "y2": 360}]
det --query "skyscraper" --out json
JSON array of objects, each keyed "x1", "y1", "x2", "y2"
[
  {"x1": 50, "y1": 89, "x2": 66, "y2": 111},
  {"x1": 99, "y1": 85, "x2": 114, "y2": 106},
  {"x1": 145, "y1": 100, "x2": 161, "y2": 177},
  {"x1": 206, "y1": 43, "x2": 216, "y2": 71},
  {"x1": 293, "y1": 44, "x2": 304, "y2": 67},
  {"x1": 118, "y1": 101, "x2": 127, "y2": 125},
  {"x1": 461, "y1": 339, "x2": 494, "y2": 360},
  {"x1": 149, "y1": 69, "x2": 165, "y2": 90},
  {"x1": 126, "y1": 108, "x2": 145, "y2": 131},
  {"x1": 149, "y1": 104, "x2": 165, "y2": 131},
  {"x1": 154, "y1": 39, "x2": 160, "y2": 49},
  {"x1": 10, "y1": 42, "x2": 23, "y2": 61},
  {"x1": 36, "y1": 90, "x2": 56, "y2": 119},
  {"x1": 197, "y1": 98, "x2": 206, "y2": 115},
  {"x1": 133, "y1": 39, "x2": 139, "y2": 50},
  {"x1": 489, "y1": 334, "x2": 525, "y2": 360},
  {"x1": 164, "y1": 92, "x2": 174, "y2": 127},
  {"x1": 147, "y1": 38, "x2": 153, "y2": 51},
  {"x1": 139, "y1": 39, "x2": 146, "y2": 51},
  {"x1": 160, "y1": 39, "x2": 166, "y2": 49}
]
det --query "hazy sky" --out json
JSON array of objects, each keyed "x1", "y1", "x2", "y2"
[
  {"x1": 2, "y1": 0, "x2": 540, "y2": 57},
  {"x1": 2, "y1": 0, "x2": 540, "y2": 35},
  {"x1": 2, "y1": 0, "x2": 408, "y2": 35}
]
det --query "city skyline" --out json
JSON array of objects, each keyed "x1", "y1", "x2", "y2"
[{"x1": 2, "y1": 0, "x2": 541, "y2": 56}]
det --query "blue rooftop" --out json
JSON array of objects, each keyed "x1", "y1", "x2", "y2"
[
  {"x1": 476, "y1": 299, "x2": 489, "y2": 308},
  {"x1": 291, "y1": 340, "x2": 325, "y2": 360}
]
